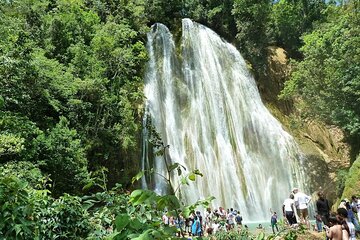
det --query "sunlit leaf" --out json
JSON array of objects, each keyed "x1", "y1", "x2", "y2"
[
  {"x1": 188, "y1": 173, "x2": 196, "y2": 181},
  {"x1": 132, "y1": 171, "x2": 144, "y2": 184}
]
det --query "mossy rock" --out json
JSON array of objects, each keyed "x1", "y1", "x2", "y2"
[{"x1": 341, "y1": 155, "x2": 360, "y2": 199}]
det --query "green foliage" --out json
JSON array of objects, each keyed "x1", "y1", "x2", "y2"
[
  {"x1": 49, "y1": 194, "x2": 92, "y2": 239},
  {"x1": 215, "y1": 229, "x2": 249, "y2": 240},
  {"x1": 0, "y1": 161, "x2": 46, "y2": 189},
  {"x1": 232, "y1": 0, "x2": 271, "y2": 72},
  {"x1": 0, "y1": 171, "x2": 126, "y2": 240},
  {"x1": 145, "y1": 0, "x2": 183, "y2": 28},
  {"x1": 0, "y1": 112, "x2": 42, "y2": 162},
  {"x1": 36, "y1": 117, "x2": 89, "y2": 195},
  {"x1": 0, "y1": 174, "x2": 92, "y2": 239},
  {"x1": 82, "y1": 184, "x2": 130, "y2": 239},
  {"x1": 281, "y1": 4, "x2": 360, "y2": 139},
  {"x1": 83, "y1": 166, "x2": 109, "y2": 192},
  {"x1": 336, "y1": 169, "x2": 349, "y2": 196},
  {"x1": 268, "y1": 0, "x2": 327, "y2": 58},
  {"x1": 213, "y1": 228, "x2": 286, "y2": 240},
  {"x1": 341, "y1": 155, "x2": 360, "y2": 199},
  {"x1": 0, "y1": 133, "x2": 24, "y2": 157},
  {"x1": 0, "y1": 0, "x2": 359, "y2": 238},
  {"x1": 283, "y1": 229, "x2": 297, "y2": 240},
  {"x1": 0, "y1": 176, "x2": 35, "y2": 239},
  {"x1": 44, "y1": 0, "x2": 100, "y2": 61},
  {"x1": 0, "y1": 96, "x2": 4, "y2": 108},
  {"x1": 0, "y1": 0, "x2": 149, "y2": 191},
  {"x1": 183, "y1": 0, "x2": 237, "y2": 41}
]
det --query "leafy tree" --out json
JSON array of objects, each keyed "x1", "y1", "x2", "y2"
[
  {"x1": 145, "y1": 0, "x2": 183, "y2": 28},
  {"x1": 280, "y1": 4, "x2": 360, "y2": 143},
  {"x1": 36, "y1": 117, "x2": 89, "y2": 196},
  {"x1": 268, "y1": 0, "x2": 327, "y2": 58},
  {"x1": 0, "y1": 0, "x2": 149, "y2": 190},
  {"x1": 0, "y1": 161, "x2": 45, "y2": 188},
  {"x1": 0, "y1": 170, "x2": 92, "y2": 239},
  {"x1": 43, "y1": 0, "x2": 100, "y2": 62},
  {"x1": 183, "y1": 0, "x2": 237, "y2": 41},
  {"x1": 0, "y1": 176, "x2": 35, "y2": 239},
  {"x1": 0, "y1": 112, "x2": 42, "y2": 162},
  {"x1": 232, "y1": 0, "x2": 271, "y2": 72}
]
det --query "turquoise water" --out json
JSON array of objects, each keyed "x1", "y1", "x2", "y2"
[
  {"x1": 244, "y1": 219, "x2": 317, "y2": 234},
  {"x1": 244, "y1": 221, "x2": 273, "y2": 234}
]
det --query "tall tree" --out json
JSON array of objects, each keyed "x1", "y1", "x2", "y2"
[
  {"x1": 268, "y1": 0, "x2": 327, "y2": 58},
  {"x1": 281, "y1": 3, "x2": 360, "y2": 152},
  {"x1": 232, "y1": 0, "x2": 271, "y2": 72},
  {"x1": 0, "y1": 0, "x2": 150, "y2": 192}
]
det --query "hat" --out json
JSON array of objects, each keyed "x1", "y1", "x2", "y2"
[
  {"x1": 292, "y1": 188, "x2": 299, "y2": 193},
  {"x1": 343, "y1": 198, "x2": 350, "y2": 203}
]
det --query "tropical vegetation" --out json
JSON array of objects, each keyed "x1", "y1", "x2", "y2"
[{"x1": 0, "y1": 0, "x2": 359, "y2": 239}]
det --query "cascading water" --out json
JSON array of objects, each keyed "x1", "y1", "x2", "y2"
[{"x1": 143, "y1": 18, "x2": 307, "y2": 221}]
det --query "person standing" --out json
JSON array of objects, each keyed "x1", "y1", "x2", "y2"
[
  {"x1": 227, "y1": 209, "x2": 235, "y2": 230},
  {"x1": 351, "y1": 196, "x2": 360, "y2": 222},
  {"x1": 219, "y1": 206, "x2": 226, "y2": 221},
  {"x1": 316, "y1": 191, "x2": 331, "y2": 226},
  {"x1": 314, "y1": 213, "x2": 323, "y2": 232},
  {"x1": 162, "y1": 211, "x2": 169, "y2": 225},
  {"x1": 293, "y1": 188, "x2": 312, "y2": 228},
  {"x1": 186, "y1": 212, "x2": 195, "y2": 236},
  {"x1": 204, "y1": 207, "x2": 213, "y2": 234},
  {"x1": 235, "y1": 211, "x2": 243, "y2": 227},
  {"x1": 192, "y1": 215, "x2": 202, "y2": 237},
  {"x1": 270, "y1": 209, "x2": 279, "y2": 234},
  {"x1": 282, "y1": 193, "x2": 297, "y2": 226},
  {"x1": 175, "y1": 212, "x2": 184, "y2": 237},
  {"x1": 344, "y1": 200, "x2": 360, "y2": 232},
  {"x1": 196, "y1": 211, "x2": 203, "y2": 236}
]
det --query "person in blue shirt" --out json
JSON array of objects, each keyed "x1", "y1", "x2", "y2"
[{"x1": 191, "y1": 215, "x2": 202, "y2": 236}]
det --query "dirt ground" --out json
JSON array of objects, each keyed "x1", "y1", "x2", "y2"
[{"x1": 296, "y1": 231, "x2": 325, "y2": 240}]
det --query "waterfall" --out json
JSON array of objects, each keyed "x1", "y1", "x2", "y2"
[{"x1": 143, "y1": 18, "x2": 307, "y2": 221}]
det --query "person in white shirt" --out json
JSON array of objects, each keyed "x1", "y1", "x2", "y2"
[
  {"x1": 162, "y1": 211, "x2": 169, "y2": 225},
  {"x1": 282, "y1": 193, "x2": 297, "y2": 226},
  {"x1": 204, "y1": 208, "x2": 213, "y2": 233},
  {"x1": 293, "y1": 188, "x2": 311, "y2": 228}
]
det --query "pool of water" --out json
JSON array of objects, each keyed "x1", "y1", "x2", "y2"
[
  {"x1": 243, "y1": 221, "x2": 273, "y2": 234},
  {"x1": 244, "y1": 219, "x2": 317, "y2": 234}
]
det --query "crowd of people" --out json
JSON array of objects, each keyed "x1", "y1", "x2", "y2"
[
  {"x1": 281, "y1": 187, "x2": 360, "y2": 240},
  {"x1": 161, "y1": 188, "x2": 360, "y2": 239},
  {"x1": 162, "y1": 207, "x2": 245, "y2": 237},
  {"x1": 317, "y1": 194, "x2": 360, "y2": 240}
]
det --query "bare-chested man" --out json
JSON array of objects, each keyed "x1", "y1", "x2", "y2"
[{"x1": 324, "y1": 218, "x2": 343, "y2": 240}]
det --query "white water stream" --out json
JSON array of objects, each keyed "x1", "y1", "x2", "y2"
[{"x1": 143, "y1": 19, "x2": 307, "y2": 221}]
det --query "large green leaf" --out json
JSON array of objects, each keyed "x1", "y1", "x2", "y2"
[
  {"x1": 129, "y1": 218, "x2": 143, "y2": 231},
  {"x1": 130, "y1": 189, "x2": 157, "y2": 206},
  {"x1": 115, "y1": 214, "x2": 130, "y2": 232},
  {"x1": 157, "y1": 195, "x2": 180, "y2": 210}
]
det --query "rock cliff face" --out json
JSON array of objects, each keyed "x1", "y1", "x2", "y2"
[{"x1": 258, "y1": 47, "x2": 351, "y2": 205}]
